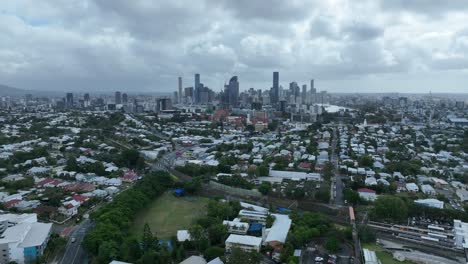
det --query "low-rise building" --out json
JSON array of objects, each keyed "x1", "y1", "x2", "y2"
[
  {"x1": 0, "y1": 213, "x2": 52, "y2": 264},
  {"x1": 456, "y1": 189, "x2": 468, "y2": 202},
  {"x1": 405, "y1": 183, "x2": 419, "y2": 193},
  {"x1": 358, "y1": 188, "x2": 377, "y2": 201},
  {"x1": 225, "y1": 234, "x2": 262, "y2": 253},
  {"x1": 421, "y1": 184, "x2": 436, "y2": 195},
  {"x1": 414, "y1": 198, "x2": 444, "y2": 209}
]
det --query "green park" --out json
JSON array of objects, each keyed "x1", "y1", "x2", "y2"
[{"x1": 131, "y1": 191, "x2": 209, "y2": 239}]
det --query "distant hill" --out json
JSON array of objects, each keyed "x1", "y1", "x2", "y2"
[{"x1": 0, "y1": 84, "x2": 27, "y2": 96}]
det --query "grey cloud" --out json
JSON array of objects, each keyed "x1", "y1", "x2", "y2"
[
  {"x1": 343, "y1": 21, "x2": 383, "y2": 41},
  {"x1": 380, "y1": 0, "x2": 468, "y2": 15},
  {"x1": 211, "y1": 0, "x2": 314, "y2": 21},
  {"x1": 310, "y1": 16, "x2": 340, "y2": 39},
  {"x1": 1, "y1": 0, "x2": 468, "y2": 93}
]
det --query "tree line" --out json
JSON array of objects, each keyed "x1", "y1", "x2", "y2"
[{"x1": 83, "y1": 170, "x2": 173, "y2": 263}]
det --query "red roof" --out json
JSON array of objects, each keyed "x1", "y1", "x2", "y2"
[
  {"x1": 299, "y1": 162, "x2": 312, "y2": 169},
  {"x1": 122, "y1": 170, "x2": 138, "y2": 182},
  {"x1": 357, "y1": 188, "x2": 376, "y2": 194},
  {"x1": 349, "y1": 206, "x2": 355, "y2": 221},
  {"x1": 37, "y1": 178, "x2": 54, "y2": 186},
  {"x1": 4, "y1": 199, "x2": 21, "y2": 208},
  {"x1": 64, "y1": 182, "x2": 95, "y2": 192},
  {"x1": 72, "y1": 195, "x2": 90, "y2": 203}
]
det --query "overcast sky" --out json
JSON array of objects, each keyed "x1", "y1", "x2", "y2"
[{"x1": 2, "y1": 0, "x2": 468, "y2": 93}]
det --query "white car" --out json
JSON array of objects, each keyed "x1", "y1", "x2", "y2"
[{"x1": 315, "y1": 256, "x2": 324, "y2": 262}]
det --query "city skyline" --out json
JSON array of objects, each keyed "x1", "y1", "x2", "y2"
[{"x1": 3, "y1": 1, "x2": 468, "y2": 93}]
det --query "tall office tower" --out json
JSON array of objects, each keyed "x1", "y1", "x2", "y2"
[
  {"x1": 122, "y1": 93, "x2": 128, "y2": 104},
  {"x1": 194, "y1": 73, "x2": 200, "y2": 103},
  {"x1": 310, "y1": 79, "x2": 316, "y2": 103},
  {"x1": 84, "y1": 93, "x2": 90, "y2": 101},
  {"x1": 156, "y1": 98, "x2": 172, "y2": 112},
  {"x1": 224, "y1": 76, "x2": 239, "y2": 108},
  {"x1": 272, "y1": 71, "x2": 279, "y2": 104},
  {"x1": 178, "y1": 77, "x2": 183, "y2": 102},
  {"x1": 289, "y1": 82, "x2": 300, "y2": 103},
  {"x1": 66, "y1": 93, "x2": 74, "y2": 108},
  {"x1": 185, "y1": 87, "x2": 194, "y2": 103},
  {"x1": 173, "y1": 91, "x2": 179, "y2": 104},
  {"x1": 302, "y1": 84, "x2": 307, "y2": 104},
  {"x1": 115, "y1": 91, "x2": 122, "y2": 104}
]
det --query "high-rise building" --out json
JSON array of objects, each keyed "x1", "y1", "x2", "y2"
[
  {"x1": 122, "y1": 93, "x2": 128, "y2": 104},
  {"x1": 115, "y1": 91, "x2": 122, "y2": 104},
  {"x1": 156, "y1": 98, "x2": 172, "y2": 112},
  {"x1": 310, "y1": 79, "x2": 316, "y2": 103},
  {"x1": 84, "y1": 93, "x2": 90, "y2": 101},
  {"x1": 173, "y1": 91, "x2": 179, "y2": 104},
  {"x1": 194, "y1": 73, "x2": 200, "y2": 103},
  {"x1": 224, "y1": 76, "x2": 239, "y2": 108},
  {"x1": 66, "y1": 93, "x2": 74, "y2": 108},
  {"x1": 272, "y1": 71, "x2": 279, "y2": 104},
  {"x1": 178, "y1": 77, "x2": 183, "y2": 101},
  {"x1": 302, "y1": 84, "x2": 307, "y2": 104},
  {"x1": 185, "y1": 87, "x2": 194, "y2": 103}
]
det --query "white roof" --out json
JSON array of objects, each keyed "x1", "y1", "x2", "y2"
[
  {"x1": 223, "y1": 220, "x2": 249, "y2": 229},
  {"x1": 264, "y1": 214, "x2": 291, "y2": 244},
  {"x1": 226, "y1": 234, "x2": 262, "y2": 247},
  {"x1": 240, "y1": 202, "x2": 269, "y2": 213},
  {"x1": 0, "y1": 213, "x2": 37, "y2": 224},
  {"x1": 19, "y1": 222, "x2": 52, "y2": 247},
  {"x1": 238, "y1": 209, "x2": 268, "y2": 219},
  {"x1": 177, "y1": 230, "x2": 191, "y2": 242},
  {"x1": 180, "y1": 256, "x2": 207, "y2": 264},
  {"x1": 363, "y1": 248, "x2": 379, "y2": 264},
  {"x1": 207, "y1": 257, "x2": 224, "y2": 264},
  {"x1": 269, "y1": 170, "x2": 322, "y2": 181}
]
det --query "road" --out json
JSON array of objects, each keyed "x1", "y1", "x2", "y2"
[
  {"x1": 150, "y1": 149, "x2": 178, "y2": 172},
  {"x1": 330, "y1": 127, "x2": 345, "y2": 206},
  {"x1": 59, "y1": 219, "x2": 93, "y2": 264}
]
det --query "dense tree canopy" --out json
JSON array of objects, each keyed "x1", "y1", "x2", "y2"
[{"x1": 83, "y1": 171, "x2": 173, "y2": 264}]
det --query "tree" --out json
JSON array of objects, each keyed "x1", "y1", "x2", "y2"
[
  {"x1": 98, "y1": 241, "x2": 119, "y2": 263},
  {"x1": 226, "y1": 247, "x2": 262, "y2": 264},
  {"x1": 358, "y1": 155, "x2": 373, "y2": 167},
  {"x1": 325, "y1": 238, "x2": 340, "y2": 253},
  {"x1": 207, "y1": 200, "x2": 235, "y2": 220},
  {"x1": 343, "y1": 188, "x2": 360, "y2": 205},
  {"x1": 121, "y1": 149, "x2": 141, "y2": 168},
  {"x1": 189, "y1": 225, "x2": 207, "y2": 252},
  {"x1": 463, "y1": 130, "x2": 468, "y2": 153},
  {"x1": 322, "y1": 162, "x2": 334, "y2": 182},
  {"x1": 258, "y1": 182, "x2": 272, "y2": 195},
  {"x1": 207, "y1": 223, "x2": 228, "y2": 245},
  {"x1": 266, "y1": 214, "x2": 276, "y2": 228},
  {"x1": 256, "y1": 165, "x2": 269, "y2": 177},
  {"x1": 141, "y1": 223, "x2": 158, "y2": 252},
  {"x1": 65, "y1": 157, "x2": 79, "y2": 171},
  {"x1": 204, "y1": 246, "x2": 224, "y2": 261},
  {"x1": 374, "y1": 196, "x2": 408, "y2": 222},
  {"x1": 315, "y1": 188, "x2": 330, "y2": 203}
]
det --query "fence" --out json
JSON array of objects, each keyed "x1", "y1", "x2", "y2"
[{"x1": 205, "y1": 181, "x2": 262, "y2": 197}]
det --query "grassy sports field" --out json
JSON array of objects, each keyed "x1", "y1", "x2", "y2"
[{"x1": 131, "y1": 192, "x2": 209, "y2": 239}]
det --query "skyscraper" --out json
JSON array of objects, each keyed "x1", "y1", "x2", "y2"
[
  {"x1": 122, "y1": 93, "x2": 128, "y2": 104},
  {"x1": 302, "y1": 84, "x2": 307, "y2": 103},
  {"x1": 310, "y1": 79, "x2": 316, "y2": 103},
  {"x1": 66, "y1": 93, "x2": 74, "y2": 108},
  {"x1": 178, "y1": 77, "x2": 183, "y2": 102},
  {"x1": 194, "y1": 73, "x2": 200, "y2": 103},
  {"x1": 224, "y1": 76, "x2": 239, "y2": 108},
  {"x1": 273, "y1": 71, "x2": 279, "y2": 104},
  {"x1": 115, "y1": 91, "x2": 122, "y2": 104}
]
